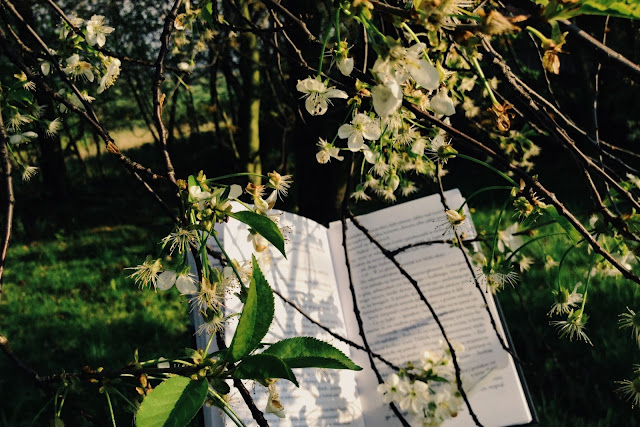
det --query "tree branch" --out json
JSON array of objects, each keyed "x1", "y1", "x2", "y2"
[
  {"x1": 152, "y1": 0, "x2": 183, "y2": 185},
  {"x1": 407, "y1": 104, "x2": 640, "y2": 285},
  {"x1": 0, "y1": 104, "x2": 15, "y2": 301},
  {"x1": 560, "y1": 19, "x2": 640, "y2": 82}
]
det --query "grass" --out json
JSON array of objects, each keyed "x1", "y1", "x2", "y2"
[
  {"x1": 471, "y1": 207, "x2": 640, "y2": 425},
  {"x1": 2, "y1": 134, "x2": 640, "y2": 425},
  {"x1": 0, "y1": 154, "x2": 194, "y2": 424}
]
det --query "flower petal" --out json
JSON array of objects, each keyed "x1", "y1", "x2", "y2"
[
  {"x1": 408, "y1": 60, "x2": 439, "y2": 91},
  {"x1": 228, "y1": 184, "x2": 243, "y2": 199},
  {"x1": 337, "y1": 57, "x2": 354, "y2": 76},
  {"x1": 362, "y1": 121, "x2": 381, "y2": 141},
  {"x1": 348, "y1": 133, "x2": 364, "y2": 152},
  {"x1": 430, "y1": 89, "x2": 456, "y2": 116},
  {"x1": 371, "y1": 84, "x2": 403, "y2": 117},
  {"x1": 338, "y1": 123, "x2": 353, "y2": 139},
  {"x1": 305, "y1": 94, "x2": 327, "y2": 116},
  {"x1": 175, "y1": 274, "x2": 198, "y2": 295},
  {"x1": 157, "y1": 270, "x2": 177, "y2": 291},
  {"x1": 325, "y1": 88, "x2": 348, "y2": 99}
]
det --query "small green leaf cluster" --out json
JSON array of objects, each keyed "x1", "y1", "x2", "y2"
[
  {"x1": 136, "y1": 257, "x2": 361, "y2": 427},
  {"x1": 132, "y1": 171, "x2": 359, "y2": 426}
]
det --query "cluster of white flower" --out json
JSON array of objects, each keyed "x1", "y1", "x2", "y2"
[
  {"x1": 171, "y1": 1, "x2": 214, "y2": 71},
  {"x1": 297, "y1": 34, "x2": 465, "y2": 202},
  {"x1": 371, "y1": 41, "x2": 443, "y2": 117},
  {"x1": 378, "y1": 342, "x2": 464, "y2": 426},
  {"x1": 129, "y1": 170, "x2": 292, "y2": 336},
  {"x1": 46, "y1": 14, "x2": 121, "y2": 110}
]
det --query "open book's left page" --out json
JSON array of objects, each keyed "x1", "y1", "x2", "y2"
[{"x1": 193, "y1": 211, "x2": 364, "y2": 426}]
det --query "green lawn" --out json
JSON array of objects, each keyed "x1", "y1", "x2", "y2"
[
  {"x1": 2, "y1": 139, "x2": 640, "y2": 425},
  {"x1": 0, "y1": 166, "x2": 193, "y2": 424}
]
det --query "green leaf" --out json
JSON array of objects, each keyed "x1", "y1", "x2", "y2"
[
  {"x1": 578, "y1": 0, "x2": 640, "y2": 20},
  {"x1": 210, "y1": 379, "x2": 230, "y2": 395},
  {"x1": 187, "y1": 175, "x2": 198, "y2": 190},
  {"x1": 262, "y1": 337, "x2": 362, "y2": 371},
  {"x1": 545, "y1": 205, "x2": 582, "y2": 244},
  {"x1": 136, "y1": 376, "x2": 208, "y2": 427},
  {"x1": 227, "y1": 257, "x2": 274, "y2": 361},
  {"x1": 232, "y1": 354, "x2": 299, "y2": 386},
  {"x1": 227, "y1": 211, "x2": 286, "y2": 258},
  {"x1": 201, "y1": 0, "x2": 213, "y2": 25}
]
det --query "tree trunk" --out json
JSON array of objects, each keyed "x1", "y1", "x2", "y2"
[{"x1": 239, "y1": 0, "x2": 262, "y2": 184}]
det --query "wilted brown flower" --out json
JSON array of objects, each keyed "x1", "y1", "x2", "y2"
[{"x1": 491, "y1": 102, "x2": 515, "y2": 132}]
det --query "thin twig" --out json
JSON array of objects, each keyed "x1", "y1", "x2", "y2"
[
  {"x1": 0, "y1": 27, "x2": 168, "y2": 185},
  {"x1": 560, "y1": 19, "x2": 640, "y2": 82},
  {"x1": 435, "y1": 164, "x2": 520, "y2": 361},
  {"x1": 481, "y1": 38, "x2": 640, "y2": 214},
  {"x1": 272, "y1": 288, "x2": 400, "y2": 371},
  {"x1": 0, "y1": 104, "x2": 15, "y2": 300},
  {"x1": 261, "y1": 0, "x2": 317, "y2": 42},
  {"x1": 1, "y1": 0, "x2": 100, "y2": 123},
  {"x1": 152, "y1": 0, "x2": 183, "y2": 185},
  {"x1": 347, "y1": 212, "x2": 482, "y2": 426},
  {"x1": 214, "y1": 332, "x2": 269, "y2": 426},
  {"x1": 406, "y1": 103, "x2": 640, "y2": 285},
  {"x1": 340, "y1": 158, "x2": 409, "y2": 426}
]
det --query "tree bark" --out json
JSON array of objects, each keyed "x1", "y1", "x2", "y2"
[{"x1": 239, "y1": 0, "x2": 262, "y2": 184}]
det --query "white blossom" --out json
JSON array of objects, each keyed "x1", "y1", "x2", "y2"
[
  {"x1": 60, "y1": 15, "x2": 83, "y2": 38},
  {"x1": 86, "y1": 15, "x2": 114, "y2": 47},
  {"x1": 377, "y1": 374, "x2": 407, "y2": 404},
  {"x1": 373, "y1": 43, "x2": 440, "y2": 91},
  {"x1": 157, "y1": 270, "x2": 198, "y2": 294},
  {"x1": 336, "y1": 56, "x2": 354, "y2": 76},
  {"x1": 316, "y1": 138, "x2": 343, "y2": 164},
  {"x1": 497, "y1": 222, "x2": 523, "y2": 253},
  {"x1": 63, "y1": 54, "x2": 94, "y2": 82},
  {"x1": 22, "y1": 165, "x2": 39, "y2": 182},
  {"x1": 398, "y1": 380, "x2": 429, "y2": 414},
  {"x1": 98, "y1": 56, "x2": 121, "y2": 93},
  {"x1": 266, "y1": 382, "x2": 286, "y2": 418},
  {"x1": 157, "y1": 270, "x2": 178, "y2": 291},
  {"x1": 549, "y1": 283, "x2": 583, "y2": 316},
  {"x1": 45, "y1": 118, "x2": 63, "y2": 137},
  {"x1": 177, "y1": 62, "x2": 192, "y2": 72},
  {"x1": 296, "y1": 77, "x2": 348, "y2": 116},
  {"x1": 9, "y1": 131, "x2": 38, "y2": 145},
  {"x1": 338, "y1": 113, "x2": 381, "y2": 152},
  {"x1": 228, "y1": 184, "x2": 243, "y2": 199}
]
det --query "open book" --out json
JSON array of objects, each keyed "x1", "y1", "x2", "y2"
[{"x1": 191, "y1": 189, "x2": 535, "y2": 426}]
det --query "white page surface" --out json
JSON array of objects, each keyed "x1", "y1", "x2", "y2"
[
  {"x1": 328, "y1": 190, "x2": 532, "y2": 427},
  {"x1": 198, "y1": 211, "x2": 364, "y2": 426}
]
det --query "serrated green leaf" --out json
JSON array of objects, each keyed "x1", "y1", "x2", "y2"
[
  {"x1": 136, "y1": 376, "x2": 208, "y2": 427},
  {"x1": 227, "y1": 210, "x2": 286, "y2": 258},
  {"x1": 227, "y1": 256, "x2": 274, "y2": 361},
  {"x1": 545, "y1": 205, "x2": 582, "y2": 244},
  {"x1": 232, "y1": 354, "x2": 299, "y2": 386},
  {"x1": 262, "y1": 337, "x2": 362, "y2": 371}
]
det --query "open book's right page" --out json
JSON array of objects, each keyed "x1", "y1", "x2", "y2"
[{"x1": 328, "y1": 189, "x2": 533, "y2": 426}]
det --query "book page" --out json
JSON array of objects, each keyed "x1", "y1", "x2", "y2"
[
  {"x1": 328, "y1": 190, "x2": 532, "y2": 427},
  {"x1": 197, "y1": 211, "x2": 364, "y2": 426}
]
